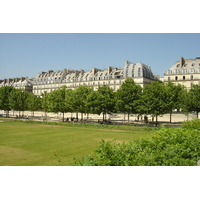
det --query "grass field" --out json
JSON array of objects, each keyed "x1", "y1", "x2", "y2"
[{"x1": 0, "y1": 120, "x2": 156, "y2": 166}]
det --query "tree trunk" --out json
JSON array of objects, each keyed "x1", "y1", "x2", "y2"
[
  {"x1": 6, "y1": 110, "x2": 9, "y2": 118},
  {"x1": 75, "y1": 113, "x2": 78, "y2": 121},
  {"x1": 197, "y1": 111, "x2": 199, "y2": 119},
  {"x1": 62, "y1": 112, "x2": 65, "y2": 122},
  {"x1": 128, "y1": 112, "x2": 130, "y2": 123},
  {"x1": 170, "y1": 112, "x2": 172, "y2": 123},
  {"x1": 155, "y1": 115, "x2": 158, "y2": 127}
]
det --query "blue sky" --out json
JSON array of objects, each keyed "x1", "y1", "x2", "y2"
[{"x1": 0, "y1": 33, "x2": 200, "y2": 79}]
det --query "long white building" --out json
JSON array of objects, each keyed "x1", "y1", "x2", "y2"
[
  {"x1": 32, "y1": 60, "x2": 157, "y2": 95},
  {"x1": 0, "y1": 60, "x2": 158, "y2": 95}
]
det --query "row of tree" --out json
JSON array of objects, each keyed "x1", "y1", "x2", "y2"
[{"x1": 0, "y1": 78, "x2": 200, "y2": 126}]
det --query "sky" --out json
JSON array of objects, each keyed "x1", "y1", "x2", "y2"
[{"x1": 0, "y1": 33, "x2": 200, "y2": 79}]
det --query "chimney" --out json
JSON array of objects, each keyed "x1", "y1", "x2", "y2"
[
  {"x1": 108, "y1": 66, "x2": 112, "y2": 74},
  {"x1": 180, "y1": 57, "x2": 185, "y2": 67},
  {"x1": 92, "y1": 68, "x2": 97, "y2": 75},
  {"x1": 81, "y1": 70, "x2": 85, "y2": 75},
  {"x1": 48, "y1": 70, "x2": 54, "y2": 74}
]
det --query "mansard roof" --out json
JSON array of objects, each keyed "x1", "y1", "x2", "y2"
[{"x1": 165, "y1": 57, "x2": 200, "y2": 75}]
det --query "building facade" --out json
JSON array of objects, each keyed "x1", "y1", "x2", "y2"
[
  {"x1": 0, "y1": 77, "x2": 33, "y2": 93},
  {"x1": 32, "y1": 61, "x2": 157, "y2": 95},
  {"x1": 163, "y1": 57, "x2": 200, "y2": 89},
  {"x1": 0, "y1": 60, "x2": 157, "y2": 95}
]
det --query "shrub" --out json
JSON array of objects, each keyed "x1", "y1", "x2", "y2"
[
  {"x1": 181, "y1": 118, "x2": 200, "y2": 129},
  {"x1": 74, "y1": 123, "x2": 200, "y2": 166}
]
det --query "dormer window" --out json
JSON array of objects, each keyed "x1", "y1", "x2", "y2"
[
  {"x1": 191, "y1": 63, "x2": 195, "y2": 67},
  {"x1": 177, "y1": 64, "x2": 180, "y2": 67}
]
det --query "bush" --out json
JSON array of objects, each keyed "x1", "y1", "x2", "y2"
[
  {"x1": 74, "y1": 122, "x2": 200, "y2": 166},
  {"x1": 181, "y1": 118, "x2": 200, "y2": 129}
]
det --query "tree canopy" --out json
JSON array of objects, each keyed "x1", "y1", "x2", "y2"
[
  {"x1": 0, "y1": 79, "x2": 200, "y2": 124},
  {"x1": 115, "y1": 78, "x2": 142, "y2": 122},
  {"x1": 139, "y1": 81, "x2": 169, "y2": 126}
]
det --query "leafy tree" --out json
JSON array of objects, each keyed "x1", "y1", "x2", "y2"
[
  {"x1": 9, "y1": 89, "x2": 29, "y2": 118},
  {"x1": 165, "y1": 81, "x2": 185, "y2": 123},
  {"x1": 178, "y1": 88, "x2": 191, "y2": 119},
  {"x1": 0, "y1": 86, "x2": 15, "y2": 117},
  {"x1": 85, "y1": 85, "x2": 115, "y2": 121},
  {"x1": 72, "y1": 85, "x2": 93, "y2": 120},
  {"x1": 139, "y1": 81, "x2": 168, "y2": 126},
  {"x1": 48, "y1": 86, "x2": 71, "y2": 122},
  {"x1": 115, "y1": 78, "x2": 142, "y2": 123},
  {"x1": 64, "y1": 88, "x2": 74, "y2": 115},
  {"x1": 85, "y1": 90, "x2": 102, "y2": 116},
  {"x1": 97, "y1": 85, "x2": 115, "y2": 121},
  {"x1": 187, "y1": 85, "x2": 200, "y2": 118},
  {"x1": 26, "y1": 93, "x2": 41, "y2": 117},
  {"x1": 41, "y1": 91, "x2": 50, "y2": 119}
]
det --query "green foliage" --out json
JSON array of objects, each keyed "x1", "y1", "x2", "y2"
[
  {"x1": 188, "y1": 85, "x2": 200, "y2": 118},
  {"x1": 0, "y1": 81, "x2": 199, "y2": 124},
  {"x1": 27, "y1": 93, "x2": 41, "y2": 114},
  {"x1": 0, "y1": 86, "x2": 15, "y2": 113},
  {"x1": 180, "y1": 85, "x2": 200, "y2": 118},
  {"x1": 139, "y1": 81, "x2": 169, "y2": 126},
  {"x1": 115, "y1": 78, "x2": 142, "y2": 121},
  {"x1": 97, "y1": 85, "x2": 115, "y2": 116},
  {"x1": 74, "y1": 120, "x2": 200, "y2": 166},
  {"x1": 85, "y1": 90, "x2": 102, "y2": 115},
  {"x1": 9, "y1": 89, "x2": 29, "y2": 112},
  {"x1": 72, "y1": 85, "x2": 93, "y2": 117},
  {"x1": 41, "y1": 91, "x2": 50, "y2": 116},
  {"x1": 181, "y1": 118, "x2": 200, "y2": 129},
  {"x1": 165, "y1": 81, "x2": 185, "y2": 111},
  {"x1": 86, "y1": 85, "x2": 115, "y2": 120}
]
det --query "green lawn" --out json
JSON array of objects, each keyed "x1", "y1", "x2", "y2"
[{"x1": 0, "y1": 120, "x2": 155, "y2": 166}]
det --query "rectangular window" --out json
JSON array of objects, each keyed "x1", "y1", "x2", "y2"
[
  {"x1": 168, "y1": 77, "x2": 170, "y2": 81},
  {"x1": 175, "y1": 76, "x2": 178, "y2": 81},
  {"x1": 183, "y1": 76, "x2": 185, "y2": 80}
]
